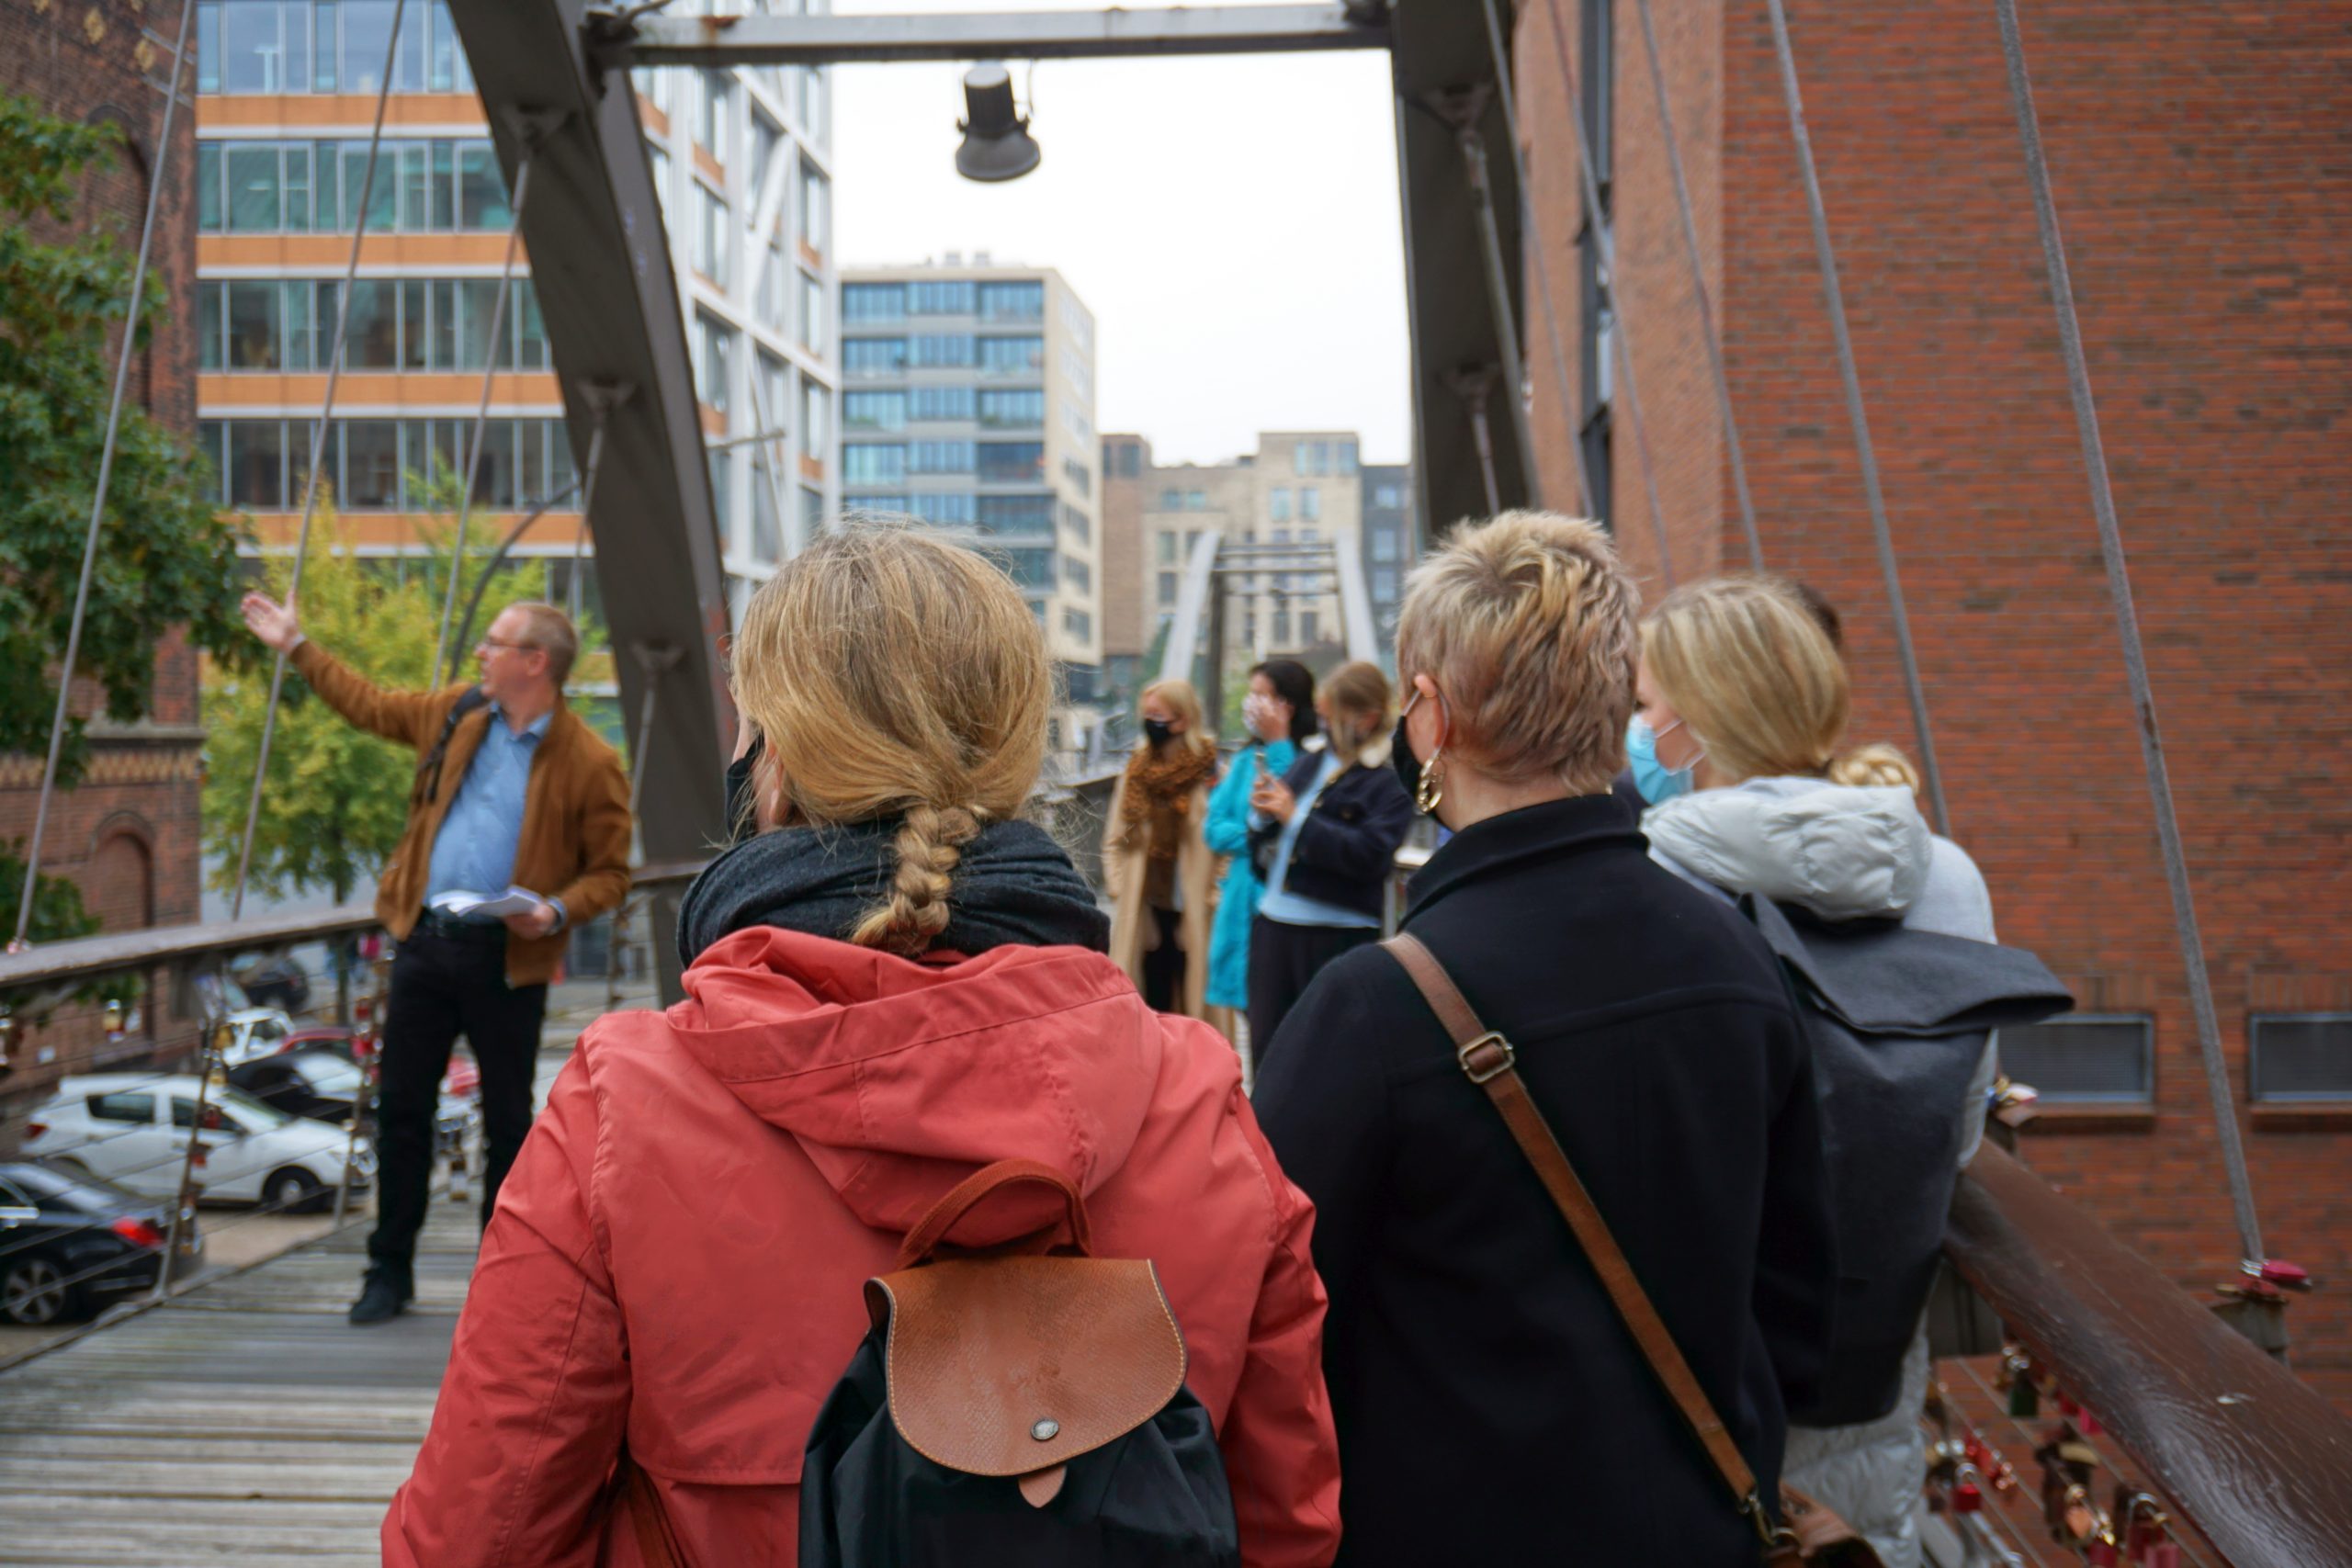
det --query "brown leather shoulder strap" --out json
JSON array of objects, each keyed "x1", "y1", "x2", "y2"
[{"x1": 1380, "y1": 934, "x2": 1767, "y2": 1519}]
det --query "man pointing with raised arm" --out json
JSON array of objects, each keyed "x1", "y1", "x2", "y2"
[{"x1": 242, "y1": 592, "x2": 633, "y2": 1325}]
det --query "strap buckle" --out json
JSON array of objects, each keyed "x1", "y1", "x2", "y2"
[
  {"x1": 1742, "y1": 1490, "x2": 1798, "y2": 1553},
  {"x1": 1456, "y1": 1031, "x2": 1516, "y2": 1084}
]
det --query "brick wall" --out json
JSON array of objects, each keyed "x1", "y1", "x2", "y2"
[
  {"x1": 0, "y1": 3, "x2": 207, "y2": 1113},
  {"x1": 1521, "y1": 0, "x2": 2352, "y2": 1404}
]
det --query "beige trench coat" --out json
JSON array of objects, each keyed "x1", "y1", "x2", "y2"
[{"x1": 1102, "y1": 768, "x2": 1219, "y2": 1021}]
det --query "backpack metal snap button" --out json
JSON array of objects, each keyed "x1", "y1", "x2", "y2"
[{"x1": 1031, "y1": 1418, "x2": 1059, "y2": 1441}]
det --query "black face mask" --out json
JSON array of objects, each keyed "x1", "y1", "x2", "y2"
[
  {"x1": 1391, "y1": 716, "x2": 1420, "y2": 802},
  {"x1": 725, "y1": 730, "x2": 764, "y2": 845},
  {"x1": 1143, "y1": 717, "x2": 1174, "y2": 748}
]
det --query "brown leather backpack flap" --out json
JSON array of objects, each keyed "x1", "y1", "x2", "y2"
[{"x1": 874, "y1": 1255, "x2": 1187, "y2": 1478}]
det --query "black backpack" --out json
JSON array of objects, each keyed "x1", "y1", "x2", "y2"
[
  {"x1": 798, "y1": 1158, "x2": 1240, "y2": 1568},
  {"x1": 1741, "y1": 896, "x2": 2072, "y2": 1426}
]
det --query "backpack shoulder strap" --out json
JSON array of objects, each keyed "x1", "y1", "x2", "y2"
[
  {"x1": 412, "y1": 686, "x2": 489, "y2": 807},
  {"x1": 1378, "y1": 933, "x2": 1786, "y2": 1548}
]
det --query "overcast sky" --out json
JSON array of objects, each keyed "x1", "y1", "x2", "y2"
[{"x1": 831, "y1": 1, "x2": 1413, "y2": 469}]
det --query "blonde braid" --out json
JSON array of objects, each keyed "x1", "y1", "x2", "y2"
[{"x1": 851, "y1": 805, "x2": 984, "y2": 955}]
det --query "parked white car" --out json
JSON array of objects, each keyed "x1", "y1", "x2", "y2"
[{"x1": 22, "y1": 1075, "x2": 375, "y2": 1213}]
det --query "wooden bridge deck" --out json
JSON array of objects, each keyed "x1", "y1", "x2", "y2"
[{"x1": 0, "y1": 1198, "x2": 479, "y2": 1565}]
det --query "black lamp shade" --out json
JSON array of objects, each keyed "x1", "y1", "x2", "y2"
[{"x1": 955, "y1": 63, "x2": 1041, "y2": 183}]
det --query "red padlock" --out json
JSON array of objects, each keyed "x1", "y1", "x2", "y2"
[
  {"x1": 1951, "y1": 1481, "x2": 1984, "y2": 1515},
  {"x1": 2142, "y1": 1543, "x2": 2181, "y2": 1568},
  {"x1": 2085, "y1": 1542, "x2": 2119, "y2": 1567}
]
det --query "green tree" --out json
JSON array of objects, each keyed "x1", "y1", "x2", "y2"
[
  {"x1": 200, "y1": 505, "x2": 440, "y2": 910},
  {"x1": 0, "y1": 95, "x2": 248, "y2": 785}
]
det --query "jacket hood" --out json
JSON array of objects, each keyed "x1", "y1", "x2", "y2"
[
  {"x1": 1641, "y1": 776, "x2": 1933, "y2": 921},
  {"x1": 665, "y1": 927, "x2": 1166, "y2": 1246}
]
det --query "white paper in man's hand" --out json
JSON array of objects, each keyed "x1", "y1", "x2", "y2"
[{"x1": 428, "y1": 886, "x2": 544, "y2": 919}]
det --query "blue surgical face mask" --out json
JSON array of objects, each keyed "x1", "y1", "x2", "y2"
[{"x1": 1627, "y1": 715, "x2": 1699, "y2": 805}]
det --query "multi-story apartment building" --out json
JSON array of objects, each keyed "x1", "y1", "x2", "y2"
[
  {"x1": 1142, "y1": 433, "x2": 1364, "y2": 670},
  {"x1": 1098, "y1": 434, "x2": 1152, "y2": 713},
  {"x1": 1360, "y1": 463, "x2": 1414, "y2": 660},
  {"x1": 838, "y1": 258, "x2": 1102, "y2": 732},
  {"x1": 187, "y1": 0, "x2": 838, "y2": 695}
]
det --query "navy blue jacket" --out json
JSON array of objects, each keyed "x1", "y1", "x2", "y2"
[
  {"x1": 1246, "y1": 746, "x2": 1415, "y2": 921},
  {"x1": 1254, "y1": 795, "x2": 1838, "y2": 1566}
]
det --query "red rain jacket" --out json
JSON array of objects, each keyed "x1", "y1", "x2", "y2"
[{"x1": 384, "y1": 927, "x2": 1342, "y2": 1567}]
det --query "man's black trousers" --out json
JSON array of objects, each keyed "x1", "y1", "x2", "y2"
[
  {"x1": 368, "y1": 926, "x2": 548, "y2": 1283},
  {"x1": 1246, "y1": 914, "x2": 1377, "y2": 1077}
]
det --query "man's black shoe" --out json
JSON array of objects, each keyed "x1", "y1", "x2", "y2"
[{"x1": 348, "y1": 1269, "x2": 412, "y2": 1325}]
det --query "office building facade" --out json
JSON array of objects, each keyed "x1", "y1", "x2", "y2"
[
  {"x1": 1360, "y1": 463, "x2": 1414, "y2": 660},
  {"x1": 839, "y1": 259, "x2": 1102, "y2": 729},
  {"x1": 189, "y1": 0, "x2": 838, "y2": 674}
]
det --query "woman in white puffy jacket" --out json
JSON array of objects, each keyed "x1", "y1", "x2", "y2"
[{"x1": 1627, "y1": 576, "x2": 1996, "y2": 1568}]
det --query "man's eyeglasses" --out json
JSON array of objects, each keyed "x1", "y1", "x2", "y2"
[{"x1": 478, "y1": 637, "x2": 538, "y2": 656}]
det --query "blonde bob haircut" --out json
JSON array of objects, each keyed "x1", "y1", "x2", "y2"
[
  {"x1": 1640, "y1": 575, "x2": 1850, "y2": 784},
  {"x1": 1136, "y1": 677, "x2": 1216, "y2": 759},
  {"x1": 730, "y1": 524, "x2": 1052, "y2": 955},
  {"x1": 1393, "y1": 510, "x2": 1639, "y2": 795},
  {"x1": 1318, "y1": 660, "x2": 1393, "y2": 763}
]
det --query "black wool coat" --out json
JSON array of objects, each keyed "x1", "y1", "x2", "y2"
[
  {"x1": 1245, "y1": 748, "x2": 1415, "y2": 920},
  {"x1": 1253, "y1": 794, "x2": 1838, "y2": 1567}
]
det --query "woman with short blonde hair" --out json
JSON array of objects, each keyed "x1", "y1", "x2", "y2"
[
  {"x1": 1255, "y1": 512, "x2": 1837, "y2": 1567},
  {"x1": 1104, "y1": 677, "x2": 1220, "y2": 1017},
  {"x1": 391, "y1": 525, "x2": 1343, "y2": 1565}
]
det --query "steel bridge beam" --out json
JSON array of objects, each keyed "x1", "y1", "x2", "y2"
[{"x1": 597, "y1": 6, "x2": 1389, "y2": 68}]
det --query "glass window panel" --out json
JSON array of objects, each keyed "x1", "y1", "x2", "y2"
[
  {"x1": 909, "y1": 280, "x2": 974, "y2": 315},
  {"x1": 341, "y1": 0, "x2": 394, "y2": 95},
  {"x1": 227, "y1": 421, "x2": 285, "y2": 508},
  {"x1": 547, "y1": 419, "x2": 576, "y2": 499},
  {"x1": 428, "y1": 141, "x2": 456, "y2": 231},
  {"x1": 977, "y1": 442, "x2": 1044, "y2": 483},
  {"x1": 457, "y1": 142, "x2": 509, "y2": 230},
  {"x1": 282, "y1": 3, "x2": 311, "y2": 93},
  {"x1": 225, "y1": 143, "x2": 279, "y2": 231},
  {"x1": 803, "y1": 484, "x2": 826, "y2": 539},
  {"x1": 842, "y1": 337, "x2": 906, "y2": 377},
  {"x1": 198, "y1": 281, "x2": 227, "y2": 370},
  {"x1": 197, "y1": 421, "x2": 226, "y2": 502},
  {"x1": 977, "y1": 280, "x2": 1043, "y2": 321},
  {"x1": 282, "y1": 142, "x2": 311, "y2": 232},
  {"x1": 1301, "y1": 486, "x2": 1321, "y2": 521},
  {"x1": 454, "y1": 278, "x2": 499, "y2": 370},
  {"x1": 797, "y1": 161, "x2": 828, "y2": 252},
  {"x1": 345, "y1": 279, "x2": 398, "y2": 369},
  {"x1": 976, "y1": 493, "x2": 1054, "y2": 535},
  {"x1": 472, "y1": 422, "x2": 517, "y2": 510},
  {"x1": 910, "y1": 493, "x2": 975, "y2": 526},
  {"x1": 398, "y1": 278, "x2": 428, "y2": 370},
  {"x1": 842, "y1": 390, "x2": 905, "y2": 432},
  {"x1": 799, "y1": 273, "x2": 823, "y2": 355},
  {"x1": 220, "y1": 0, "x2": 281, "y2": 93},
  {"x1": 802, "y1": 374, "x2": 829, "y2": 454},
  {"x1": 345, "y1": 140, "x2": 398, "y2": 231},
  {"x1": 750, "y1": 109, "x2": 781, "y2": 198},
  {"x1": 842, "y1": 444, "x2": 904, "y2": 485},
  {"x1": 197, "y1": 3, "x2": 222, "y2": 94},
  {"x1": 911, "y1": 386, "x2": 973, "y2": 421},
  {"x1": 514, "y1": 279, "x2": 548, "y2": 372},
  {"x1": 311, "y1": 1, "x2": 338, "y2": 90},
  {"x1": 978, "y1": 389, "x2": 1043, "y2": 428},
  {"x1": 909, "y1": 440, "x2": 973, "y2": 475},
  {"x1": 426, "y1": 0, "x2": 458, "y2": 90},
  {"x1": 392, "y1": 0, "x2": 423, "y2": 89},
  {"x1": 977, "y1": 335, "x2": 1043, "y2": 376},
  {"x1": 398, "y1": 142, "x2": 432, "y2": 231},
  {"x1": 197, "y1": 141, "x2": 222, "y2": 231},
  {"x1": 224, "y1": 280, "x2": 278, "y2": 369},
  {"x1": 343, "y1": 420, "x2": 400, "y2": 507},
  {"x1": 291, "y1": 279, "x2": 330, "y2": 371},
  {"x1": 842, "y1": 283, "x2": 903, "y2": 322}
]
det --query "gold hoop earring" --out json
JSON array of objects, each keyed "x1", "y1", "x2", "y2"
[{"x1": 1415, "y1": 752, "x2": 1446, "y2": 816}]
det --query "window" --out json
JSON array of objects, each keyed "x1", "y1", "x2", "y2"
[
  {"x1": 843, "y1": 282, "x2": 905, "y2": 322},
  {"x1": 910, "y1": 333, "x2": 974, "y2": 368},
  {"x1": 1060, "y1": 502, "x2": 1091, "y2": 543},
  {"x1": 1156, "y1": 533, "x2": 1178, "y2": 566},
  {"x1": 226, "y1": 419, "x2": 286, "y2": 507},
  {"x1": 1301, "y1": 611, "x2": 1319, "y2": 645},
  {"x1": 2249, "y1": 1015, "x2": 2352, "y2": 1102},
  {"x1": 910, "y1": 492, "x2": 978, "y2": 526},
  {"x1": 1187, "y1": 490, "x2": 1207, "y2": 512},
  {"x1": 199, "y1": 0, "x2": 474, "y2": 96},
  {"x1": 978, "y1": 389, "x2": 1044, "y2": 429},
  {"x1": 695, "y1": 70, "x2": 732, "y2": 161},
  {"x1": 1997, "y1": 1016, "x2": 2154, "y2": 1103},
  {"x1": 843, "y1": 337, "x2": 906, "y2": 377},
  {"x1": 1371, "y1": 529, "x2": 1399, "y2": 563},
  {"x1": 695, "y1": 311, "x2": 734, "y2": 412},
  {"x1": 1338, "y1": 440, "x2": 1360, "y2": 474},
  {"x1": 1063, "y1": 607, "x2": 1091, "y2": 640},
  {"x1": 225, "y1": 143, "x2": 280, "y2": 231},
  {"x1": 978, "y1": 280, "x2": 1044, "y2": 321},
  {"x1": 1273, "y1": 609, "x2": 1293, "y2": 645},
  {"x1": 343, "y1": 419, "x2": 401, "y2": 508},
  {"x1": 797, "y1": 160, "x2": 829, "y2": 254},
  {"x1": 802, "y1": 374, "x2": 830, "y2": 456},
  {"x1": 992, "y1": 546, "x2": 1056, "y2": 590},
  {"x1": 1063, "y1": 556, "x2": 1091, "y2": 592},
  {"x1": 978, "y1": 442, "x2": 1045, "y2": 483},
  {"x1": 1061, "y1": 458, "x2": 1091, "y2": 497},
  {"x1": 1269, "y1": 488, "x2": 1292, "y2": 522},
  {"x1": 843, "y1": 390, "x2": 907, "y2": 431},
  {"x1": 1295, "y1": 441, "x2": 1329, "y2": 477},
  {"x1": 799, "y1": 272, "x2": 825, "y2": 356},
  {"x1": 87, "y1": 1091, "x2": 155, "y2": 1124},
  {"x1": 196, "y1": 135, "x2": 516, "y2": 234},
  {"x1": 457, "y1": 141, "x2": 510, "y2": 229},
  {"x1": 842, "y1": 444, "x2": 906, "y2": 485},
  {"x1": 978, "y1": 335, "x2": 1044, "y2": 377},
  {"x1": 1374, "y1": 482, "x2": 1405, "y2": 509},
  {"x1": 910, "y1": 279, "x2": 976, "y2": 315},
  {"x1": 709, "y1": 446, "x2": 734, "y2": 534},
  {"x1": 912, "y1": 385, "x2": 976, "y2": 422},
  {"x1": 693, "y1": 184, "x2": 731, "y2": 286},
  {"x1": 1373, "y1": 568, "x2": 1398, "y2": 602},
  {"x1": 1300, "y1": 486, "x2": 1322, "y2": 522},
  {"x1": 797, "y1": 66, "x2": 828, "y2": 141},
  {"x1": 1157, "y1": 570, "x2": 1179, "y2": 606},
  {"x1": 976, "y1": 493, "x2": 1054, "y2": 535},
  {"x1": 1580, "y1": 0, "x2": 1613, "y2": 194},
  {"x1": 909, "y1": 440, "x2": 975, "y2": 475},
  {"x1": 1157, "y1": 488, "x2": 1182, "y2": 512},
  {"x1": 802, "y1": 484, "x2": 827, "y2": 538},
  {"x1": 749, "y1": 109, "x2": 782, "y2": 198}
]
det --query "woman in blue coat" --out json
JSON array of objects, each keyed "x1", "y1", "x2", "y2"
[{"x1": 1204, "y1": 660, "x2": 1317, "y2": 1033}]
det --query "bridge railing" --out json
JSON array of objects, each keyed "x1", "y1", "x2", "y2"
[{"x1": 4, "y1": 822, "x2": 2349, "y2": 1562}]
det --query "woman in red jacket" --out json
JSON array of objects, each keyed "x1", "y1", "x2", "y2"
[{"x1": 384, "y1": 525, "x2": 1342, "y2": 1567}]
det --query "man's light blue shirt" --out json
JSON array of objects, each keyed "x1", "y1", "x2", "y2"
[{"x1": 425, "y1": 705, "x2": 562, "y2": 925}]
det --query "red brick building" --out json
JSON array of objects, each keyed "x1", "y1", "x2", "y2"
[
  {"x1": 0, "y1": 1, "x2": 207, "y2": 1100},
  {"x1": 1514, "y1": 0, "x2": 2352, "y2": 1402}
]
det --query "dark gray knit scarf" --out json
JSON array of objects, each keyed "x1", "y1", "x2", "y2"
[{"x1": 675, "y1": 817, "x2": 1109, "y2": 966}]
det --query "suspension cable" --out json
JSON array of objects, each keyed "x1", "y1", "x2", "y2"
[
  {"x1": 435, "y1": 152, "x2": 539, "y2": 685},
  {"x1": 1762, "y1": 0, "x2": 1952, "y2": 834},
  {"x1": 1990, "y1": 0, "x2": 2265, "y2": 1268},
  {"x1": 10, "y1": 0, "x2": 199, "y2": 950},
  {"x1": 1631, "y1": 0, "x2": 1763, "y2": 570},
  {"x1": 1534, "y1": 0, "x2": 1677, "y2": 587},
  {"x1": 1477, "y1": 0, "x2": 1596, "y2": 518},
  {"x1": 228, "y1": 0, "x2": 411, "y2": 922}
]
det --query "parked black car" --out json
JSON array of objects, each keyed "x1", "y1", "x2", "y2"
[
  {"x1": 0, "y1": 1161, "x2": 193, "y2": 1326},
  {"x1": 226, "y1": 1048, "x2": 364, "y2": 1124},
  {"x1": 230, "y1": 953, "x2": 312, "y2": 1016}
]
